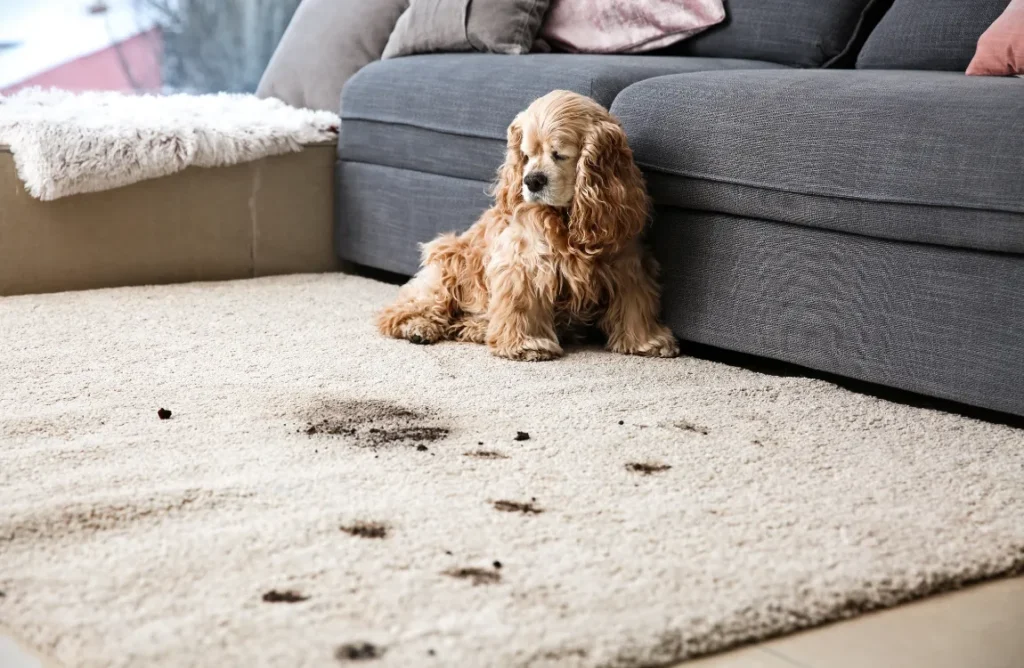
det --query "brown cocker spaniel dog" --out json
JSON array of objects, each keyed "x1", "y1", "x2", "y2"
[{"x1": 377, "y1": 90, "x2": 679, "y2": 361}]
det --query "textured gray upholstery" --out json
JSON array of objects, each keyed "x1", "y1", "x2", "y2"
[
  {"x1": 613, "y1": 70, "x2": 1024, "y2": 253},
  {"x1": 340, "y1": 54, "x2": 785, "y2": 180},
  {"x1": 857, "y1": 0, "x2": 1010, "y2": 71},
  {"x1": 640, "y1": 174, "x2": 1024, "y2": 255},
  {"x1": 343, "y1": 54, "x2": 786, "y2": 137},
  {"x1": 336, "y1": 162, "x2": 491, "y2": 274},
  {"x1": 662, "y1": 0, "x2": 885, "y2": 67},
  {"x1": 341, "y1": 121, "x2": 503, "y2": 183},
  {"x1": 652, "y1": 209, "x2": 1024, "y2": 417}
]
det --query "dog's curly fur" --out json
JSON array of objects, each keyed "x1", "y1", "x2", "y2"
[{"x1": 377, "y1": 90, "x2": 679, "y2": 361}]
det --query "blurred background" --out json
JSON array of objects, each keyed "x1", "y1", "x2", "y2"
[{"x1": 0, "y1": 0, "x2": 300, "y2": 95}]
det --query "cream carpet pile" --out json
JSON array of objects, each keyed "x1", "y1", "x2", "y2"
[
  {"x1": 0, "y1": 89, "x2": 338, "y2": 201},
  {"x1": 1, "y1": 274, "x2": 1022, "y2": 668}
]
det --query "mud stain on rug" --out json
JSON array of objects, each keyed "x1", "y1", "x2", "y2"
[
  {"x1": 335, "y1": 642, "x2": 385, "y2": 661},
  {"x1": 444, "y1": 567, "x2": 502, "y2": 586},
  {"x1": 340, "y1": 521, "x2": 389, "y2": 539},
  {"x1": 0, "y1": 413, "x2": 107, "y2": 441},
  {"x1": 493, "y1": 499, "x2": 543, "y2": 515},
  {"x1": 625, "y1": 462, "x2": 672, "y2": 475},
  {"x1": 464, "y1": 450, "x2": 509, "y2": 460},
  {"x1": 298, "y1": 399, "x2": 450, "y2": 448},
  {"x1": 0, "y1": 489, "x2": 250, "y2": 545},
  {"x1": 261, "y1": 589, "x2": 309, "y2": 604},
  {"x1": 672, "y1": 420, "x2": 710, "y2": 436}
]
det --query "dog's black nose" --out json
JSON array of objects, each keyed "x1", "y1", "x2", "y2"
[{"x1": 524, "y1": 172, "x2": 548, "y2": 193}]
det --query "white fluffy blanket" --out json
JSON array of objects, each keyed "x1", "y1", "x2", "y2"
[{"x1": 0, "y1": 88, "x2": 339, "y2": 200}]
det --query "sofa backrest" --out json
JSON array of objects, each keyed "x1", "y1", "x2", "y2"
[
  {"x1": 857, "y1": 0, "x2": 1010, "y2": 71},
  {"x1": 663, "y1": 0, "x2": 886, "y2": 68}
]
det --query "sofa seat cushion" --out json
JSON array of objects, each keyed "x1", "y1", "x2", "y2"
[
  {"x1": 339, "y1": 53, "x2": 786, "y2": 181},
  {"x1": 613, "y1": 70, "x2": 1024, "y2": 254}
]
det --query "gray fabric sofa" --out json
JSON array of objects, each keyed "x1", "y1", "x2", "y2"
[{"x1": 334, "y1": 0, "x2": 1024, "y2": 417}]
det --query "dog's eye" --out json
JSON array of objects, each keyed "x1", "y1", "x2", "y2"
[{"x1": 551, "y1": 151, "x2": 567, "y2": 162}]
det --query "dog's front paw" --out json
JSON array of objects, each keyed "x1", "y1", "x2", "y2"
[
  {"x1": 610, "y1": 329, "x2": 680, "y2": 358},
  {"x1": 491, "y1": 337, "x2": 563, "y2": 362},
  {"x1": 645, "y1": 334, "x2": 681, "y2": 358},
  {"x1": 389, "y1": 316, "x2": 444, "y2": 345}
]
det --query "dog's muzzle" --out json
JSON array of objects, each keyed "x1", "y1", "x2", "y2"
[{"x1": 524, "y1": 172, "x2": 548, "y2": 193}]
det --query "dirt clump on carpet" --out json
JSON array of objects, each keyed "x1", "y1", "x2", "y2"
[
  {"x1": 262, "y1": 590, "x2": 309, "y2": 604},
  {"x1": 626, "y1": 462, "x2": 672, "y2": 475},
  {"x1": 335, "y1": 642, "x2": 384, "y2": 661},
  {"x1": 674, "y1": 419, "x2": 709, "y2": 435},
  {"x1": 444, "y1": 567, "x2": 502, "y2": 586},
  {"x1": 340, "y1": 521, "x2": 388, "y2": 539},
  {"x1": 493, "y1": 499, "x2": 543, "y2": 514},
  {"x1": 464, "y1": 450, "x2": 509, "y2": 459}
]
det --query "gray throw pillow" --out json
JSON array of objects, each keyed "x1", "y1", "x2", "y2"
[
  {"x1": 257, "y1": 0, "x2": 410, "y2": 112},
  {"x1": 383, "y1": 0, "x2": 551, "y2": 59},
  {"x1": 857, "y1": 0, "x2": 1011, "y2": 71}
]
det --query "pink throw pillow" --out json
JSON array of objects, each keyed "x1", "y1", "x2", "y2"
[
  {"x1": 967, "y1": 0, "x2": 1024, "y2": 76},
  {"x1": 540, "y1": 0, "x2": 726, "y2": 54}
]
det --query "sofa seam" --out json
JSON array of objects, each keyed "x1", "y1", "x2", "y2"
[
  {"x1": 334, "y1": 160, "x2": 1024, "y2": 257},
  {"x1": 657, "y1": 204, "x2": 1024, "y2": 259},
  {"x1": 637, "y1": 163, "x2": 1024, "y2": 217},
  {"x1": 341, "y1": 115, "x2": 504, "y2": 142},
  {"x1": 338, "y1": 158, "x2": 491, "y2": 187},
  {"x1": 343, "y1": 67, "x2": 794, "y2": 139}
]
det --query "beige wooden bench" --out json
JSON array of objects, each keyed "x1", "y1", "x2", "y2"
[{"x1": 0, "y1": 143, "x2": 338, "y2": 296}]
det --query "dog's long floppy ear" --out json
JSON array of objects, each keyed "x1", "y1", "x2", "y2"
[
  {"x1": 569, "y1": 119, "x2": 649, "y2": 254},
  {"x1": 492, "y1": 115, "x2": 526, "y2": 213}
]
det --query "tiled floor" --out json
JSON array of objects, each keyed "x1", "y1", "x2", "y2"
[{"x1": 2, "y1": 577, "x2": 1021, "y2": 667}]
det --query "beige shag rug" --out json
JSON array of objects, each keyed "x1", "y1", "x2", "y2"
[
  {"x1": 1, "y1": 274, "x2": 1022, "y2": 668},
  {"x1": 0, "y1": 88, "x2": 338, "y2": 201}
]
